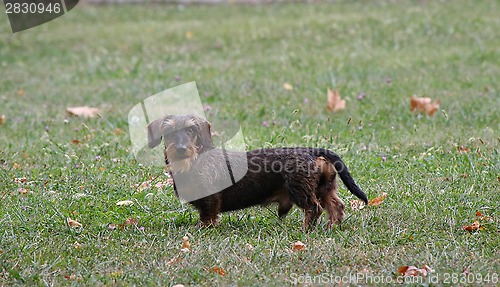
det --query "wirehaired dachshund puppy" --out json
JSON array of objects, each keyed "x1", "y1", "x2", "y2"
[{"x1": 148, "y1": 114, "x2": 367, "y2": 230}]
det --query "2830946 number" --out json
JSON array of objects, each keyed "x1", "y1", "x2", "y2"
[{"x1": 5, "y1": 2, "x2": 61, "y2": 14}]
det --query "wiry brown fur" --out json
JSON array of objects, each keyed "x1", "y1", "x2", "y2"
[{"x1": 148, "y1": 114, "x2": 367, "y2": 230}]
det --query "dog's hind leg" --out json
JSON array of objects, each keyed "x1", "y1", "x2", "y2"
[{"x1": 285, "y1": 176, "x2": 323, "y2": 231}]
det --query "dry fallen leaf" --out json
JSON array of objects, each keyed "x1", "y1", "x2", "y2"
[
  {"x1": 155, "y1": 179, "x2": 173, "y2": 189},
  {"x1": 293, "y1": 241, "x2": 306, "y2": 252},
  {"x1": 210, "y1": 267, "x2": 226, "y2": 276},
  {"x1": 66, "y1": 106, "x2": 101, "y2": 118},
  {"x1": 0, "y1": 115, "x2": 6, "y2": 125},
  {"x1": 166, "y1": 256, "x2": 183, "y2": 266},
  {"x1": 116, "y1": 200, "x2": 134, "y2": 206},
  {"x1": 14, "y1": 177, "x2": 27, "y2": 184},
  {"x1": 18, "y1": 188, "x2": 28, "y2": 195},
  {"x1": 67, "y1": 218, "x2": 82, "y2": 228},
  {"x1": 476, "y1": 211, "x2": 493, "y2": 222},
  {"x1": 457, "y1": 146, "x2": 470, "y2": 154},
  {"x1": 410, "y1": 95, "x2": 440, "y2": 116},
  {"x1": 350, "y1": 199, "x2": 365, "y2": 210},
  {"x1": 462, "y1": 220, "x2": 483, "y2": 232},
  {"x1": 398, "y1": 264, "x2": 434, "y2": 277},
  {"x1": 182, "y1": 236, "x2": 191, "y2": 249},
  {"x1": 283, "y1": 82, "x2": 294, "y2": 91},
  {"x1": 125, "y1": 217, "x2": 138, "y2": 226},
  {"x1": 368, "y1": 192, "x2": 387, "y2": 206},
  {"x1": 113, "y1": 128, "x2": 123, "y2": 135},
  {"x1": 133, "y1": 181, "x2": 151, "y2": 192},
  {"x1": 327, "y1": 87, "x2": 346, "y2": 112},
  {"x1": 64, "y1": 274, "x2": 82, "y2": 281}
]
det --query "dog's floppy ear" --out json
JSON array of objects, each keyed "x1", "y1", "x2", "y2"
[
  {"x1": 196, "y1": 117, "x2": 213, "y2": 149},
  {"x1": 147, "y1": 115, "x2": 171, "y2": 148}
]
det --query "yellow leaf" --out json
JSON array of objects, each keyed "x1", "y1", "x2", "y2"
[
  {"x1": 283, "y1": 82, "x2": 293, "y2": 90},
  {"x1": 116, "y1": 200, "x2": 134, "y2": 206},
  {"x1": 66, "y1": 106, "x2": 101, "y2": 118},
  {"x1": 326, "y1": 87, "x2": 346, "y2": 112}
]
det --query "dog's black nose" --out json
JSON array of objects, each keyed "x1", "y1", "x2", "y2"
[{"x1": 176, "y1": 146, "x2": 187, "y2": 154}]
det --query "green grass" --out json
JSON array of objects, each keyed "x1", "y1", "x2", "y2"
[{"x1": 1, "y1": 1, "x2": 499, "y2": 286}]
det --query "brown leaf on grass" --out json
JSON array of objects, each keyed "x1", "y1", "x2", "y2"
[
  {"x1": 66, "y1": 106, "x2": 101, "y2": 118},
  {"x1": 17, "y1": 88, "x2": 25, "y2": 97},
  {"x1": 398, "y1": 264, "x2": 434, "y2": 277},
  {"x1": 462, "y1": 220, "x2": 484, "y2": 232},
  {"x1": 133, "y1": 180, "x2": 151, "y2": 192},
  {"x1": 167, "y1": 256, "x2": 183, "y2": 266},
  {"x1": 125, "y1": 217, "x2": 138, "y2": 226},
  {"x1": 0, "y1": 115, "x2": 6, "y2": 125},
  {"x1": 293, "y1": 241, "x2": 306, "y2": 252},
  {"x1": 14, "y1": 177, "x2": 27, "y2": 184},
  {"x1": 182, "y1": 236, "x2": 191, "y2": 250},
  {"x1": 113, "y1": 128, "x2": 123, "y2": 135},
  {"x1": 63, "y1": 274, "x2": 82, "y2": 281},
  {"x1": 245, "y1": 243, "x2": 254, "y2": 251},
  {"x1": 368, "y1": 192, "x2": 387, "y2": 206},
  {"x1": 67, "y1": 218, "x2": 82, "y2": 227},
  {"x1": 327, "y1": 87, "x2": 346, "y2": 112},
  {"x1": 70, "y1": 139, "x2": 81, "y2": 145},
  {"x1": 475, "y1": 211, "x2": 493, "y2": 222},
  {"x1": 457, "y1": 146, "x2": 470, "y2": 154},
  {"x1": 209, "y1": 267, "x2": 226, "y2": 276},
  {"x1": 410, "y1": 95, "x2": 440, "y2": 116}
]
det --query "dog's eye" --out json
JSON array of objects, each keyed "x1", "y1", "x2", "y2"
[{"x1": 187, "y1": 127, "x2": 196, "y2": 134}]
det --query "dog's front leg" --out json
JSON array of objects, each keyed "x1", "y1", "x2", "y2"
[{"x1": 193, "y1": 194, "x2": 222, "y2": 227}]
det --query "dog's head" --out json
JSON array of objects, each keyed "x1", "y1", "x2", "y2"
[{"x1": 147, "y1": 114, "x2": 212, "y2": 172}]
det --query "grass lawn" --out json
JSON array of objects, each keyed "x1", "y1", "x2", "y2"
[{"x1": 1, "y1": 0, "x2": 499, "y2": 286}]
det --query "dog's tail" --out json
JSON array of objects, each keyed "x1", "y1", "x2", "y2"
[{"x1": 311, "y1": 148, "x2": 368, "y2": 204}]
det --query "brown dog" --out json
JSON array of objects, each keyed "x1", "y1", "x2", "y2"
[{"x1": 147, "y1": 114, "x2": 367, "y2": 230}]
